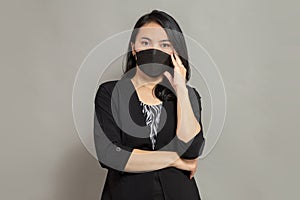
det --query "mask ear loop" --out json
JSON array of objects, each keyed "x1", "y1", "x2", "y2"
[
  {"x1": 132, "y1": 50, "x2": 137, "y2": 61},
  {"x1": 131, "y1": 42, "x2": 137, "y2": 61}
]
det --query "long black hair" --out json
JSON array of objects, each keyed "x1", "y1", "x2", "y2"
[{"x1": 122, "y1": 9, "x2": 191, "y2": 101}]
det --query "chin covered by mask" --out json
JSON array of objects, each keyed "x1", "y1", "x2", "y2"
[{"x1": 135, "y1": 48, "x2": 174, "y2": 78}]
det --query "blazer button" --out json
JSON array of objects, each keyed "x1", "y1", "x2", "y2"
[{"x1": 116, "y1": 147, "x2": 121, "y2": 152}]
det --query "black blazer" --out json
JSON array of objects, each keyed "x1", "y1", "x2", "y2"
[{"x1": 94, "y1": 78, "x2": 205, "y2": 200}]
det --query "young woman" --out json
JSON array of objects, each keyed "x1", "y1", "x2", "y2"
[{"x1": 94, "y1": 10, "x2": 206, "y2": 200}]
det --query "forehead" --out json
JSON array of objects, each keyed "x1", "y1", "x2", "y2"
[{"x1": 136, "y1": 22, "x2": 169, "y2": 40}]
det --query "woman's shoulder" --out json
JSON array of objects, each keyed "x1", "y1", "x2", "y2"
[
  {"x1": 98, "y1": 79, "x2": 119, "y2": 89},
  {"x1": 97, "y1": 78, "x2": 133, "y2": 93},
  {"x1": 95, "y1": 79, "x2": 120, "y2": 98}
]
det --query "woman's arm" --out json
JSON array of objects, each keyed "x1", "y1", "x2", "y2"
[
  {"x1": 176, "y1": 85, "x2": 201, "y2": 143},
  {"x1": 124, "y1": 149, "x2": 179, "y2": 173},
  {"x1": 124, "y1": 149, "x2": 198, "y2": 176},
  {"x1": 174, "y1": 86, "x2": 206, "y2": 159},
  {"x1": 163, "y1": 52, "x2": 205, "y2": 159}
]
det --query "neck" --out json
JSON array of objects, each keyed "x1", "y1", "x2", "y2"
[{"x1": 131, "y1": 66, "x2": 163, "y2": 90}]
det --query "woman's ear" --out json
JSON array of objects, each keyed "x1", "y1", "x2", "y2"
[
  {"x1": 131, "y1": 42, "x2": 136, "y2": 56},
  {"x1": 131, "y1": 42, "x2": 137, "y2": 61}
]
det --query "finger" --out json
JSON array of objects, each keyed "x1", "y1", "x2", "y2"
[
  {"x1": 172, "y1": 53, "x2": 185, "y2": 78},
  {"x1": 174, "y1": 52, "x2": 183, "y2": 66},
  {"x1": 190, "y1": 171, "x2": 195, "y2": 179},
  {"x1": 171, "y1": 53, "x2": 180, "y2": 69}
]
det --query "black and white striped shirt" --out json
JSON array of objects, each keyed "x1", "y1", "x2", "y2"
[{"x1": 140, "y1": 101, "x2": 163, "y2": 150}]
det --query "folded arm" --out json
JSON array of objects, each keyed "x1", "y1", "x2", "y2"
[{"x1": 173, "y1": 86, "x2": 206, "y2": 159}]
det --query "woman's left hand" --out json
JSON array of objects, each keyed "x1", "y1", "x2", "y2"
[
  {"x1": 163, "y1": 50, "x2": 187, "y2": 92},
  {"x1": 171, "y1": 157, "x2": 199, "y2": 179},
  {"x1": 187, "y1": 157, "x2": 199, "y2": 179}
]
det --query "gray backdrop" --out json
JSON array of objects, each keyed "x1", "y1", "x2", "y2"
[{"x1": 1, "y1": 0, "x2": 299, "y2": 199}]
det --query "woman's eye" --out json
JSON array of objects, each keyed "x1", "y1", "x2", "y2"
[
  {"x1": 141, "y1": 41, "x2": 149, "y2": 46},
  {"x1": 161, "y1": 43, "x2": 171, "y2": 48}
]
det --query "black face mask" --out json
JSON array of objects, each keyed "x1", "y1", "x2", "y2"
[{"x1": 135, "y1": 48, "x2": 174, "y2": 78}]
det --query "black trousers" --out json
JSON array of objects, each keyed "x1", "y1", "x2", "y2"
[{"x1": 153, "y1": 172, "x2": 165, "y2": 200}]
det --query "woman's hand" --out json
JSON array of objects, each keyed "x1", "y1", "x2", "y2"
[
  {"x1": 187, "y1": 158, "x2": 199, "y2": 179},
  {"x1": 163, "y1": 50, "x2": 187, "y2": 92},
  {"x1": 171, "y1": 157, "x2": 199, "y2": 179}
]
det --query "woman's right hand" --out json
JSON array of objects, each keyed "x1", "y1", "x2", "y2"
[{"x1": 171, "y1": 157, "x2": 199, "y2": 179}]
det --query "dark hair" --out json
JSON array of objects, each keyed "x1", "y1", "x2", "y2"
[{"x1": 122, "y1": 9, "x2": 191, "y2": 101}]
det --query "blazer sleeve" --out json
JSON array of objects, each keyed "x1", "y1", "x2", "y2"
[
  {"x1": 93, "y1": 82, "x2": 134, "y2": 172},
  {"x1": 173, "y1": 87, "x2": 206, "y2": 159}
]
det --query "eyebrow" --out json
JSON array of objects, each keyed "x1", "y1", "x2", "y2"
[{"x1": 141, "y1": 37, "x2": 170, "y2": 42}]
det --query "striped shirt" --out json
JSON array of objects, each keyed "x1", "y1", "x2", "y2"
[{"x1": 140, "y1": 101, "x2": 163, "y2": 150}]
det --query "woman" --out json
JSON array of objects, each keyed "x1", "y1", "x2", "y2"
[{"x1": 94, "y1": 10, "x2": 206, "y2": 200}]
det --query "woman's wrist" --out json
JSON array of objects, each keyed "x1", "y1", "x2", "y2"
[
  {"x1": 169, "y1": 153, "x2": 180, "y2": 167},
  {"x1": 170, "y1": 157, "x2": 179, "y2": 168},
  {"x1": 175, "y1": 84, "x2": 188, "y2": 95}
]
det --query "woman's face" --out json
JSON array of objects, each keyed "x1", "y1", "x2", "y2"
[{"x1": 131, "y1": 22, "x2": 174, "y2": 55}]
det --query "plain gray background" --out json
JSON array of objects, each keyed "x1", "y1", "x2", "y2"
[{"x1": 1, "y1": 0, "x2": 299, "y2": 200}]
